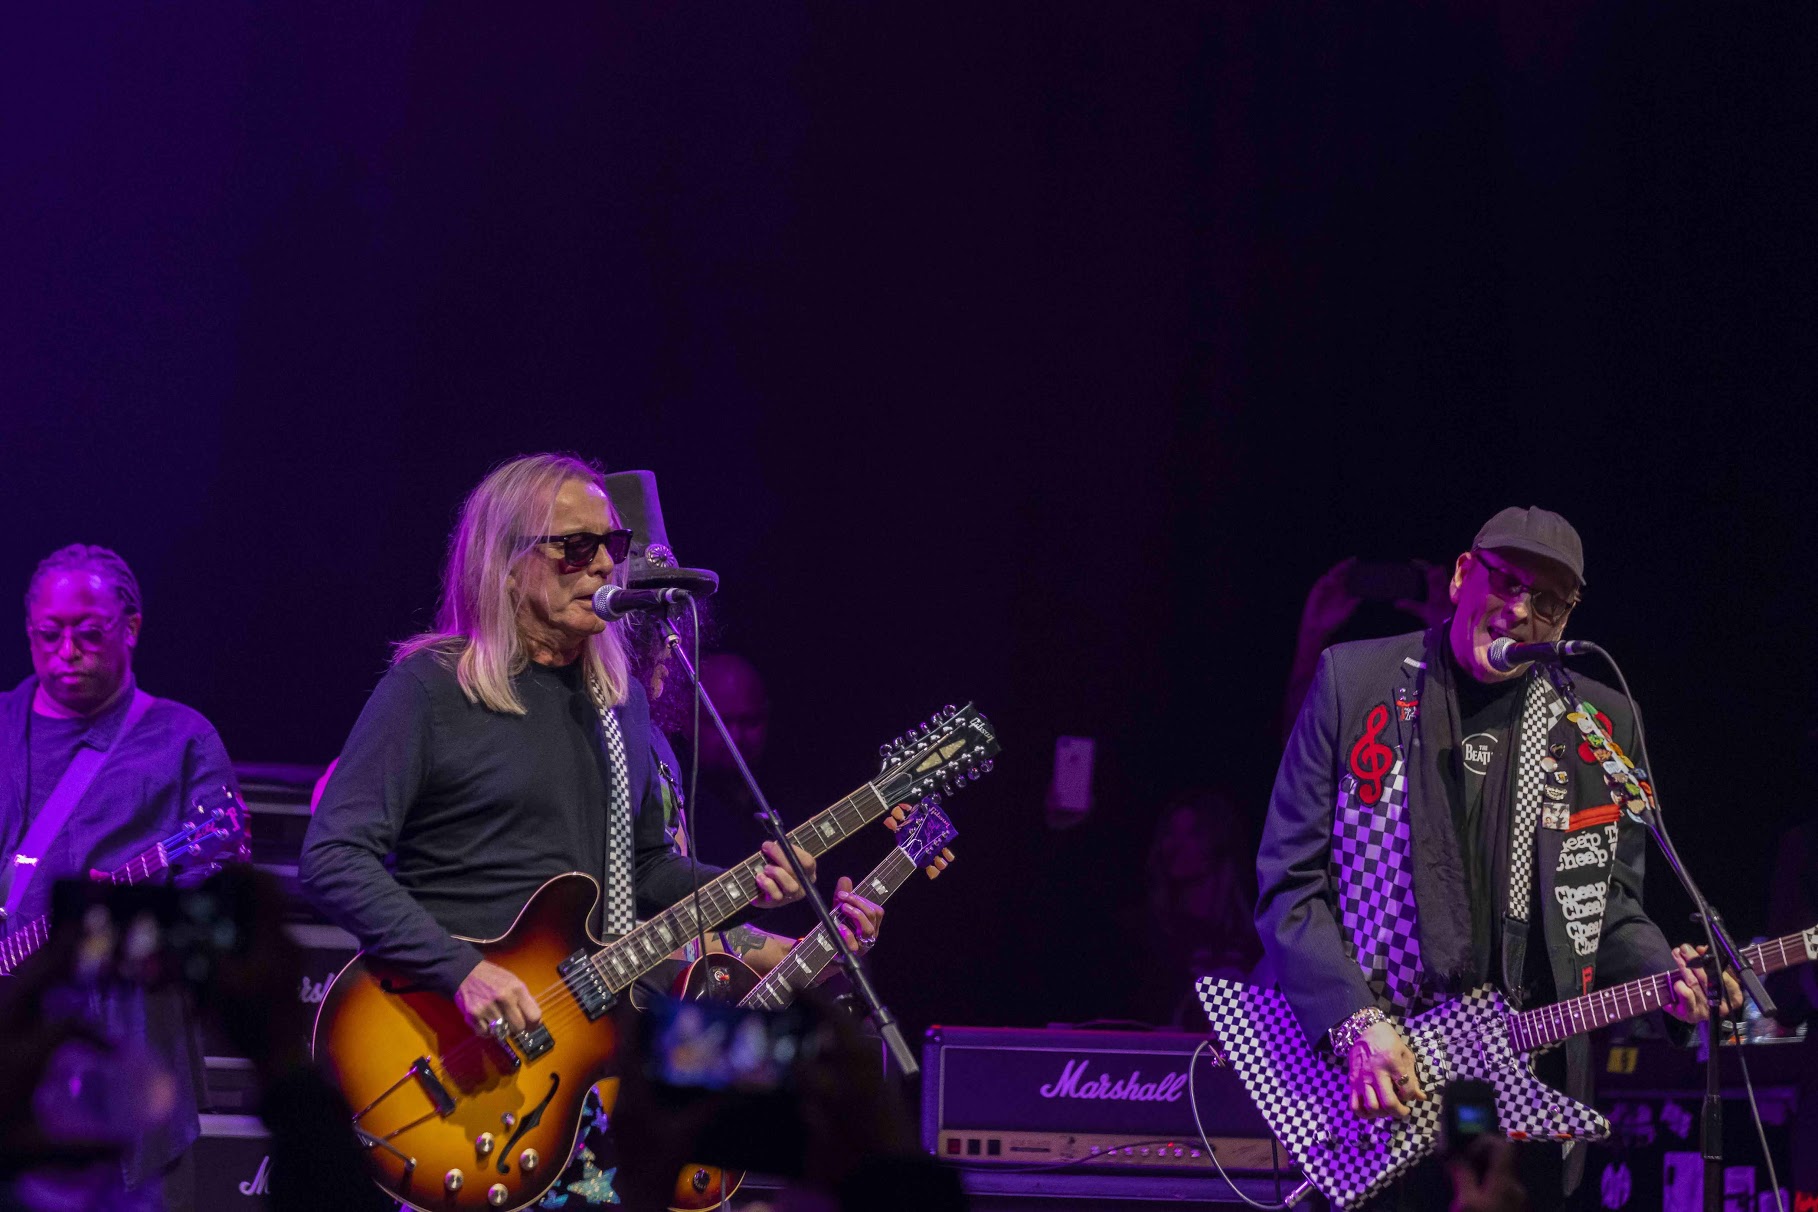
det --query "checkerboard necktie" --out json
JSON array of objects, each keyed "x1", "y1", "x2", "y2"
[{"x1": 592, "y1": 681, "x2": 637, "y2": 936}]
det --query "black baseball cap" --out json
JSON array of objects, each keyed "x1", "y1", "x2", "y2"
[{"x1": 1472, "y1": 506, "x2": 1586, "y2": 587}]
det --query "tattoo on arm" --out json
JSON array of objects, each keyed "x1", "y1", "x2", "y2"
[{"x1": 720, "y1": 925, "x2": 770, "y2": 958}]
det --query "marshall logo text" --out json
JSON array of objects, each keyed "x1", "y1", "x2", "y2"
[{"x1": 1039, "y1": 1058, "x2": 1188, "y2": 1103}]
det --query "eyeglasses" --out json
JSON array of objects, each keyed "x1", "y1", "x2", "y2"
[
  {"x1": 1472, "y1": 549, "x2": 1580, "y2": 623},
  {"x1": 27, "y1": 617, "x2": 125, "y2": 652},
  {"x1": 526, "y1": 529, "x2": 633, "y2": 572}
]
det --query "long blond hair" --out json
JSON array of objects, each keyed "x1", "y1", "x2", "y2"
[{"x1": 396, "y1": 453, "x2": 631, "y2": 714}]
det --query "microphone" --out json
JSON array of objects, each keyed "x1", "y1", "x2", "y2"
[
  {"x1": 1486, "y1": 637, "x2": 1600, "y2": 673},
  {"x1": 592, "y1": 584, "x2": 691, "y2": 621}
]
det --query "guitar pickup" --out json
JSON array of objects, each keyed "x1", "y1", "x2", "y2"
[
  {"x1": 558, "y1": 950, "x2": 617, "y2": 1021},
  {"x1": 410, "y1": 1057, "x2": 456, "y2": 1117},
  {"x1": 517, "y1": 1024, "x2": 554, "y2": 1061}
]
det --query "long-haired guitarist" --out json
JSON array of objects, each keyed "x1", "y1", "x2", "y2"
[
  {"x1": 2, "y1": 544, "x2": 244, "y2": 1212},
  {"x1": 300, "y1": 452, "x2": 836, "y2": 1047},
  {"x1": 1255, "y1": 506, "x2": 1739, "y2": 1204}
]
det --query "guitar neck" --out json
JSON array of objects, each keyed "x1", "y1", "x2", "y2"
[
  {"x1": 1511, "y1": 925, "x2": 1818, "y2": 1052},
  {"x1": 740, "y1": 847, "x2": 920, "y2": 1010},
  {"x1": 0, "y1": 841, "x2": 173, "y2": 975},
  {"x1": 588, "y1": 780, "x2": 893, "y2": 993}
]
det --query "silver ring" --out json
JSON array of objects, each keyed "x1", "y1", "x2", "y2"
[{"x1": 486, "y1": 1016, "x2": 507, "y2": 1039}]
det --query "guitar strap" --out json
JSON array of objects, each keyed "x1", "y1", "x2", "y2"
[
  {"x1": 1505, "y1": 674, "x2": 1568, "y2": 928},
  {"x1": 2, "y1": 688, "x2": 157, "y2": 923},
  {"x1": 1516, "y1": 666, "x2": 1636, "y2": 998},
  {"x1": 588, "y1": 678, "x2": 637, "y2": 937}
]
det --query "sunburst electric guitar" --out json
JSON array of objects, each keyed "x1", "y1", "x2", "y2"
[
  {"x1": 312, "y1": 704, "x2": 998, "y2": 1212},
  {"x1": 667, "y1": 800, "x2": 958, "y2": 1212},
  {"x1": 0, "y1": 784, "x2": 250, "y2": 975},
  {"x1": 1197, "y1": 924, "x2": 1818, "y2": 1209}
]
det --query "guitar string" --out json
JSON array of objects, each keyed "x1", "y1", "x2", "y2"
[
  {"x1": 366, "y1": 726, "x2": 983, "y2": 1097},
  {"x1": 740, "y1": 847, "x2": 922, "y2": 1008},
  {"x1": 1513, "y1": 934, "x2": 1774, "y2": 1049},
  {"x1": 411, "y1": 781, "x2": 898, "y2": 1084},
  {"x1": 0, "y1": 813, "x2": 226, "y2": 971}
]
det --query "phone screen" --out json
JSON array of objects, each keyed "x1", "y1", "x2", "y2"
[{"x1": 644, "y1": 995, "x2": 807, "y2": 1093}]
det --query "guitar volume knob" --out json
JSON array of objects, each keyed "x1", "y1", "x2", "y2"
[
  {"x1": 487, "y1": 1183, "x2": 508, "y2": 1207},
  {"x1": 475, "y1": 1132, "x2": 494, "y2": 1156},
  {"x1": 519, "y1": 1149, "x2": 539, "y2": 1173},
  {"x1": 444, "y1": 1170, "x2": 464, "y2": 1192}
]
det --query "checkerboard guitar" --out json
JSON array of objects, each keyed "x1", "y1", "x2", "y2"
[{"x1": 1196, "y1": 922, "x2": 1818, "y2": 1209}]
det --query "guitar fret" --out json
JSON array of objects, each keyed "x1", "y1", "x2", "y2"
[{"x1": 589, "y1": 783, "x2": 902, "y2": 995}]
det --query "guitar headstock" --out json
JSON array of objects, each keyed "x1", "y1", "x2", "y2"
[
  {"x1": 873, "y1": 703, "x2": 999, "y2": 808},
  {"x1": 165, "y1": 784, "x2": 252, "y2": 876},
  {"x1": 892, "y1": 801, "x2": 957, "y2": 879}
]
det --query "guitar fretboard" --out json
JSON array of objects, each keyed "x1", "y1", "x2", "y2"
[
  {"x1": 0, "y1": 845, "x2": 172, "y2": 975},
  {"x1": 1510, "y1": 925, "x2": 1818, "y2": 1052},
  {"x1": 587, "y1": 782, "x2": 892, "y2": 992},
  {"x1": 741, "y1": 846, "x2": 919, "y2": 1010}
]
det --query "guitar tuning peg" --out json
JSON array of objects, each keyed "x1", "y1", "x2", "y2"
[
  {"x1": 981, "y1": 759, "x2": 994, "y2": 773},
  {"x1": 878, "y1": 744, "x2": 893, "y2": 759},
  {"x1": 943, "y1": 703, "x2": 956, "y2": 717}
]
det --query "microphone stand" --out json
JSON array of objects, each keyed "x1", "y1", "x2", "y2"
[
  {"x1": 657, "y1": 612, "x2": 920, "y2": 1079},
  {"x1": 1546, "y1": 653, "x2": 1773, "y2": 1212}
]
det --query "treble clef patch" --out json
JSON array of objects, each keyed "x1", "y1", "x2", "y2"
[{"x1": 1349, "y1": 703, "x2": 1394, "y2": 805}]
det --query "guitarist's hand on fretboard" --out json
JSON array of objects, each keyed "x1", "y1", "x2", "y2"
[
  {"x1": 751, "y1": 840, "x2": 817, "y2": 908},
  {"x1": 1347, "y1": 1021, "x2": 1428, "y2": 1119},
  {"x1": 1663, "y1": 942, "x2": 1743, "y2": 1023}
]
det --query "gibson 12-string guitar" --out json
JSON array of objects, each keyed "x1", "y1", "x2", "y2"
[
  {"x1": 0, "y1": 784, "x2": 250, "y2": 975},
  {"x1": 666, "y1": 800, "x2": 958, "y2": 1212},
  {"x1": 1197, "y1": 924, "x2": 1818, "y2": 1210},
  {"x1": 312, "y1": 704, "x2": 998, "y2": 1212}
]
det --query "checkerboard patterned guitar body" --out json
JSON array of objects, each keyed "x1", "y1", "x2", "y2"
[{"x1": 1195, "y1": 978, "x2": 1609, "y2": 1209}]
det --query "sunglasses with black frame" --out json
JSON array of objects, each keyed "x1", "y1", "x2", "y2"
[{"x1": 525, "y1": 529, "x2": 633, "y2": 572}]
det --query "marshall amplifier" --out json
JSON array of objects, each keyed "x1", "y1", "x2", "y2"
[
  {"x1": 921, "y1": 1026, "x2": 1292, "y2": 1178},
  {"x1": 232, "y1": 761, "x2": 328, "y2": 920},
  {"x1": 194, "y1": 1115, "x2": 273, "y2": 1210}
]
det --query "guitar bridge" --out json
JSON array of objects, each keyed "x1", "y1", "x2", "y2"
[{"x1": 559, "y1": 950, "x2": 616, "y2": 1021}]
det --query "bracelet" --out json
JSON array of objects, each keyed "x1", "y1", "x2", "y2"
[{"x1": 1328, "y1": 1006, "x2": 1389, "y2": 1057}]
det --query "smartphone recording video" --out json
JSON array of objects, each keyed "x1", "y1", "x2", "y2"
[
  {"x1": 640, "y1": 994, "x2": 818, "y2": 1175},
  {"x1": 1440, "y1": 1079, "x2": 1500, "y2": 1156},
  {"x1": 50, "y1": 876, "x2": 248, "y2": 990},
  {"x1": 644, "y1": 994, "x2": 811, "y2": 1093}
]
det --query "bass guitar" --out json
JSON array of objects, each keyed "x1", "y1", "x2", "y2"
[
  {"x1": 313, "y1": 703, "x2": 998, "y2": 1212},
  {"x1": 0, "y1": 784, "x2": 250, "y2": 975},
  {"x1": 1196, "y1": 923, "x2": 1818, "y2": 1209},
  {"x1": 668, "y1": 800, "x2": 958, "y2": 1212}
]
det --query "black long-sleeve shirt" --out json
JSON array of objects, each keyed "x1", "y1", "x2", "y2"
[{"x1": 300, "y1": 650, "x2": 724, "y2": 995}]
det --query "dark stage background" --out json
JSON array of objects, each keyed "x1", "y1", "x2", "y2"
[{"x1": 4, "y1": 4, "x2": 1815, "y2": 1042}]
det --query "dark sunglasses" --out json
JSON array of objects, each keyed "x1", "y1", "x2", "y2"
[{"x1": 526, "y1": 529, "x2": 633, "y2": 571}]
